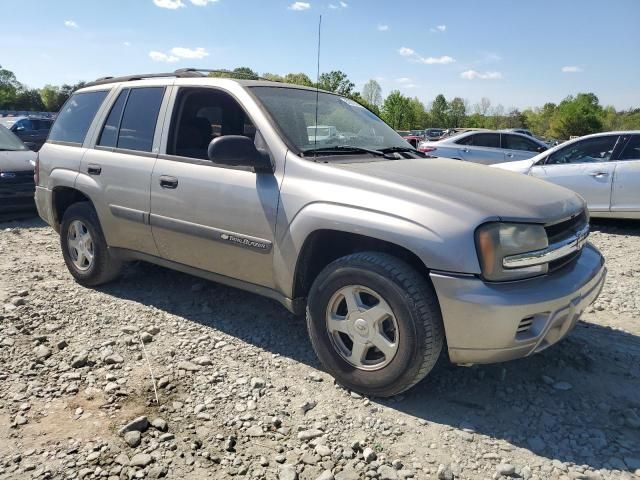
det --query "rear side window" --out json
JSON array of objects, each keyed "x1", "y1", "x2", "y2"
[
  {"x1": 49, "y1": 91, "x2": 108, "y2": 144},
  {"x1": 471, "y1": 133, "x2": 500, "y2": 148},
  {"x1": 618, "y1": 135, "x2": 640, "y2": 160},
  {"x1": 116, "y1": 87, "x2": 164, "y2": 152},
  {"x1": 502, "y1": 134, "x2": 542, "y2": 152}
]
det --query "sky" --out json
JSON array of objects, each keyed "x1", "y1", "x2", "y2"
[{"x1": 2, "y1": 0, "x2": 639, "y2": 110}]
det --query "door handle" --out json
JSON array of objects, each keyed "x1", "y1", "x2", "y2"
[
  {"x1": 506, "y1": 153, "x2": 514, "y2": 158},
  {"x1": 87, "y1": 164, "x2": 102, "y2": 175},
  {"x1": 159, "y1": 175, "x2": 179, "y2": 189},
  {"x1": 589, "y1": 171, "x2": 609, "y2": 178},
  {"x1": 461, "y1": 148, "x2": 469, "y2": 153}
]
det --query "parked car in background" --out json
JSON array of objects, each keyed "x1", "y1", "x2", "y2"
[
  {"x1": 0, "y1": 116, "x2": 53, "y2": 151},
  {"x1": 493, "y1": 131, "x2": 640, "y2": 219},
  {"x1": 401, "y1": 134, "x2": 422, "y2": 149},
  {"x1": 505, "y1": 128, "x2": 535, "y2": 137},
  {"x1": 307, "y1": 125, "x2": 339, "y2": 144},
  {"x1": 0, "y1": 125, "x2": 37, "y2": 215},
  {"x1": 418, "y1": 130, "x2": 548, "y2": 164},
  {"x1": 424, "y1": 128, "x2": 445, "y2": 141},
  {"x1": 34, "y1": 70, "x2": 605, "y2": 397}
]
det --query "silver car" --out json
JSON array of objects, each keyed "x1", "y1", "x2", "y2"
[
  {"x1": 494, "y1": 131, "x2": 640, "y2": 219},
  {"x1": 34, "y1": 70, "x2": 605, "y2": 396},
  {"x1": 419, "y1": 130, "x2": 548, "y2": 164}
]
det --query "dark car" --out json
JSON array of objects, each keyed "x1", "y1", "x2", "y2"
[
  {"x1": 0, "y1": 125, "x2": 37, "y2": 215},
  {"x1": 0, "y1": 116, "x2": 53, "y2": 151}
]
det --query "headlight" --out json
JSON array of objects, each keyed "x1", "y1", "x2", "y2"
[{"x1": 475, "y1": 222, "x2": 548, "y2": 281}]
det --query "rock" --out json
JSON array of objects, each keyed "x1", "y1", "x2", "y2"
[
  {"x1": 14, "y1": 415, "x2": 28, "y2": 425},
  {"x1": 130, "y1": 453, "x2": 153, "y2": 468},
  {"x1": 194, "y1": 403, "x2": 206, "y2": 414},
  {"x1": 250, "y1": 377, "x2": 266, "y2": 389},
  {"x1": 279, "y1": 464, "x2": 298, "y2": 480},
  {"x1": 177, "y1": 361, "x2": 200, "y2": 371},
  {"x1": 436, "y1": 464, "x2": 453, "y2": 480},
  {"x1": 56, "y1": 339, "x2": 68, "y2": 350},
  {"x1": 148, "y1": 465, "x2": 167, "y2": 479},
  {"x1": 362, "y1": 447, "x2": 377, "y2": 463},
  {"x1": 71, "y1": 352, "x2": 89, "y2": 368},
  {"x1": 193, "y1": 355, "x2": 213, "y2": 366},
  {"x1": 104, "y1": 353, "x2": 124, "y2": 364},
  {"x1": 315, "y1": 445, "x2": 331, "y2": 457},
  {"x1": 114, "y1": 453, "x2": 129, "y2": 466},
  {"x1": 158, "y1": 433, "x2": 175, "y2": 442},
  {"x1": 335, "y1": 469, "x2": 359, "y2": 480},
  {"x1": 225, "y1": 435, "x2": 237, "y2": 452},
  {"x1": 246, "y1": 425, "x2": 264, "y2": 437},
  {"x1": 151, "y1": 417, "x2": 168, "y2": 432},
  {"x1": 553, "y1": 381, "x2": 573, "y2": 391},
  {"x1": 496, "y1": 463, "x2": 516, "y2": 476},
  {"x1": 316, "y1": 471, "x2": 334, "y2": 480},
  {"x1": 119, "y1": 416, "x2": 149, "y2": 435},
  {"x1": 298, "y1": 428, "x2": 323, "y2": 441},
  {"x1": 299, "y1": 400, "x2": 317, "y2": 414},
  {"x1": 379, "y1": 464, "x2": 399, "y2": 480},
  {"x1": 34, "y1": 345, "x2": 52, "y2": 360},
  {"x1": 124, "y1": 430, "x2": 141, "y2": 447},
  {"x1": 140, "y1": 332, "x2": 153, "y2": 343},
  {"x1": 397, "y1": 470, "x2": 414, "y2": 479}
]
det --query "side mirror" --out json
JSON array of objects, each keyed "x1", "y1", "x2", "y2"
[
  {"x1": 207, "y1": 135, "x2": 273, "y2": 174},
  {"x1": 536, "y1": 146, "x2": 547, "y2": 153},
  {"x1": 14, "y1": 125, "x2": 25, "y2": 132}
]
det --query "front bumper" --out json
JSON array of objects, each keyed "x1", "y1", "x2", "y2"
[{"x1": 430, "y1": 243, "x2": 606, "y2": 365}]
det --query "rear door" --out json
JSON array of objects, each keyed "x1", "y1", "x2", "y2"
[
  {"x1": 530, "y1": 135, "x2": 619, "y2": 212},
  {"x1": 611, "y1": 134, "x2": 640, "y2": 217},
  {"x1": 456, "y1": 132, "x2": 502, "y2": 164},
  {"x1": 501, "y1": 133, "x2": 545, "y2": 162},
  {"x1": 79, "y1": 86, "x2": 168, "y2": 255}
]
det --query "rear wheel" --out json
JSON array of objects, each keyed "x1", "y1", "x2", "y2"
[
  {"x1": 60, "y1": 202, "x2": 122, "y2": 286},
  {"x1": 306, "y1": 252, "x2": 444, "y2": 397}
]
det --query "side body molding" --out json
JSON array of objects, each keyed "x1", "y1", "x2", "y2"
[{"x1": 272, "y1": 202, "x2": 444, "y2": 298}]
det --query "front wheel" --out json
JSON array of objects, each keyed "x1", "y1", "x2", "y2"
[
  {"x1": 306, "y1": 252, "x2": 444, "y2": 397},
  {"x1": 60, "y1": 202, "x2": 123, "y2": 287}
]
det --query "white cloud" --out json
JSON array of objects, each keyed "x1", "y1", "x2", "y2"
[
  {"x1": 149, "y1": 51, "x2": 179, "y2": 63},
  {"x1": 189, "y1": 0, "x2": 218, "y2": 4},
  {"x1": 377, "y1": 24, "x2": 389, "y2": 31},
  {"x1": 289, "y1": 1, "x2": 310, "y2": 10},
  {"x1": 123, "y1": 41, "x2": 131, "y2": 47},
  {"x1": 460, "y1": 70, "x2": 502, "y2": 80},
  {"x1": 396, "y1": 77, "x2": 412, "y2": 84},
  {"x1": 329, "y1": 1, "x2": 346, "y2": 7},
  {"x1": 398, "y1": 47, "x2": 454, "y2": 65},
  {"x1": 169, "y1": 47, "x2": 209, "y2": 59},
  {"x1": 64, "y1": 20, "x2": 78, "y2": 28},
  {"x1": 561, "y1": 65, "x2": 583, "y2": 73},
  {"x1": 149, "y1": 46, "x2": 209, "y2": 62},
  {"x1": 153, "y1": 0, "x2": 185, "y2": 8},
  {"x1": 340, "y1": 1, "x2": 348, "y2": 6},
  {"x1": 431, "y1": 24, "x2": 446, "y2": 32}
]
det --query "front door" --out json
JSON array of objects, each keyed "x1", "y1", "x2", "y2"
[
  {"x1": 501, "y1": 133, "x2": 545, "y2": 162},
  {"x1": 150, "y1": 86, "x2": 280, "y2": 288},
  {"x1": 530, "y1": 135, "x2": 619, "y2": 213}
]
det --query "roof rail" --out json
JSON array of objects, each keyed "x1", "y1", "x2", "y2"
[{"x1": 84, "y1": 68, "x2": 269, "y2": 88}]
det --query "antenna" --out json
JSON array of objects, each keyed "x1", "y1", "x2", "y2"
[{"x1": 313, "y1": 14, "x2": 322, "y2": 159}]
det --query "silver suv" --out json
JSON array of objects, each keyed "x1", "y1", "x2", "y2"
[{"x1": 35, "y1": 69, "x2": 606, "y2": 397}]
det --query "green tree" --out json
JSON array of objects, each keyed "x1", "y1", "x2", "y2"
[
  {"x1": 208, "y1": 67, "x2": 259, "y2": 80},
  {"x1": 318, "y1": 70, "x2": 355, "y2": 96},
  {"x1": 381, "y1": 90, "x2": 412, "y2": 129},
  {"x1": 13, "y1": 89, "x2": 45, "y2": 111},
  {"x1": 40, "y1": 85, "x2": 61, "y2": 111},
  {"x1": 0, "y1": 65, "x2": 21, "y2": 109},
  {"x1": 262, "y1": 73, "x2": 284, "y2": 82},
  {"x1": 408, "y1": 97, "x2": 428, "y2": 129},
  {"x1": 548, "y1": 93, "x2": 603, "y2": 139},
  {"x1": 447, "y1": 97, "x2": 466, "y2": 127},
  {"x1": 361, "y1": 79, "x2": 382, "y2": 107},
  {"x1": 283, "y1": 73, "x2": 314, "y2": 87},
  {"x1": 430, "y1": 94, "x2": 448, "y2": 127}
]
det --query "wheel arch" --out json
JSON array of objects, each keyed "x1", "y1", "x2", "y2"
[{"x1": 51, "y1": 186, "x2": 95, "y2": 231}]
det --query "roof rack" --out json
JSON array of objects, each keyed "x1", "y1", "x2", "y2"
[{"x1": 84, "y1": 68, "x2": 269, "y2": 87}]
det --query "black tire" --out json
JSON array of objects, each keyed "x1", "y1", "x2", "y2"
[
  {"x1": 306, "y1": 252, "x2": 444, "y2": 397},
  {"x1": 60, "y1": 202, "x2": 123, "y2": 287}
]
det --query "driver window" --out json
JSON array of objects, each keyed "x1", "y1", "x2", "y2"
[
  {"x1": 168, "y1": 88, "x2": 256, "y2": 160},
  {"x1": 546, "y1": 136, "x2": 618, "y2": 165}
]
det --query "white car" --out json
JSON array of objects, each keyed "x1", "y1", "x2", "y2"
[{"x1": 493, "y1": 131, "x2": 640, "y2": 219}]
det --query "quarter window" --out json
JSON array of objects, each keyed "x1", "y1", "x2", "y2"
[
  {"x1": 49, "y1": 91, "x2": 108, "y2": 144},
  {"x1": 116, "y1": 87, "x2": 164, "y2": 152},
  {"x1": 618, "y1": 135, "x2": 640, "y2": 160},
  {"x1": 546, "y1": 136, "x2": 618, "y2": 165}
]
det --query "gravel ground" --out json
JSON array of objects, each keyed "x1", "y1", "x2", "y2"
[{"x1": 0, "y1": 217, "x2": 638, "y2": 480}]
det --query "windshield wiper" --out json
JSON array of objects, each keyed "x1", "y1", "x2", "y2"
[
  {"x1": 302, "y1": 145, "x2": 396, "y2": 159},
  {"x1": 377, "y1": 146, "x2": 418, "y2": 154}
]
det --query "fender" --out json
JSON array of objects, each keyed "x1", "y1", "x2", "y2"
[{"x1": 273, "y1": 202, "x2": 446, "y2": 298}]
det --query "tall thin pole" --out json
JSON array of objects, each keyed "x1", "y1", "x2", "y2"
[{"x1": 314, "y1": 15, "x2": 322, "y2": 158}]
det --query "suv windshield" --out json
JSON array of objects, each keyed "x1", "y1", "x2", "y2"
[
  {"x1": 250, "y1": 86, "x2": 411, "y2": 155},
  {"x1": 0, "y1": 125, "x2": 28, "y2": 151}
]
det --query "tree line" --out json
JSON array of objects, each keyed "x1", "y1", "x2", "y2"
[{"x1": 2, "y1": 64, "x2": 638, "y2": 140}]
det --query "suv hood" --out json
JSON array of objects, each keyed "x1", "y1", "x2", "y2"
[{"x1": 337, "y1": 157, "x2": 584, "y2": 224}]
